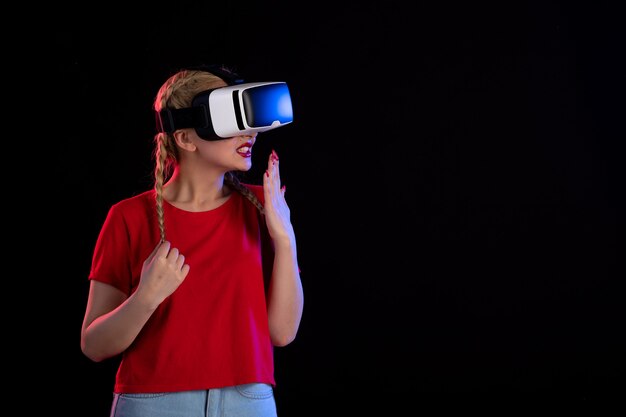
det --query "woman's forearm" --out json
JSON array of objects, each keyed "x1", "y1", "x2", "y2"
[
  {"x1": 267, "y1": 236, "x2": 304, "y2": 347},
  {"x1": 81, "y1": 291, "x2": 158, "y2": 362}
]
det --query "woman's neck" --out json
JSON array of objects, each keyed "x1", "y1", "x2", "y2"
[{"x1": 162, "y1": 170, "x2": 232, "y2": 212}]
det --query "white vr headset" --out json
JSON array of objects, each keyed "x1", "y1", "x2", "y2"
[{"x1": 156, "y1": 81, "x2": 293, "y2": 140}]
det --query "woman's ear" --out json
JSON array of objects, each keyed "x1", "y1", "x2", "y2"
[{"x1": 173, "y1": 129, "x2": 197, "y2": 152}]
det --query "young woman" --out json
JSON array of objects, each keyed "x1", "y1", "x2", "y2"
[{"x1": 81, "y1": 66, "x2": 304, "y2": 417}]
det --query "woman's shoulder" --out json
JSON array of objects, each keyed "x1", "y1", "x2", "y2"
[
  {"x1": 241, "y1": 183, "x2": 263, "y2": 201},
  {"x1": 110, "y1": 189, "x2": 155, "y2": 214}
]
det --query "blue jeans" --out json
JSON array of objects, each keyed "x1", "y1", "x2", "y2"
[{"x1": 110, "y1": 383, "x2": 277, "y2": 417}]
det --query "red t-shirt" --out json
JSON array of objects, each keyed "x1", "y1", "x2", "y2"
[{"x1": 89, "y1": 185, "x2": 275, "y2": 393}]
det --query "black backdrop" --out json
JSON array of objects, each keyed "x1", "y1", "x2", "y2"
[{"x1": 46, "y1": 1, "x2": 624, "y2": 415}]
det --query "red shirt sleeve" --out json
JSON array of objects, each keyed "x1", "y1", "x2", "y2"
[{"x1": 89, "y1": 203, "x2": 133, "y2": 295}]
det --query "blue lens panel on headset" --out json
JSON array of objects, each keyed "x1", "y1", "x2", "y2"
[{"x1": 242, "y1": 83, "x2": 293, "y2": 128}]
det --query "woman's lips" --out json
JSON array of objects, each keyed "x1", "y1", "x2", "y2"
[{"x1": 236, "y1": 142, "x2": 253, "y2": 157}]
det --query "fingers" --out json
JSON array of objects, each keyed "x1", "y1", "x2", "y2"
[
  {"x1": 150, "y1": 240, "x2": 188, "y2": 273},
  {"x1": 166, "y1": 245, "x2": 189, "y2": 274},
  {"x1": 166, "y1": 246, "x2": 180, "y2": 261},
  {"x1": 175, "y1": 252, "x2": 190, "y2": 277},
  {"x1": 175, "y1": 253, "x2": 186, "y2": 270},
  {"x1": 264, "y1": 149, "x2": 281, "y2": 192},
  {"x1": 270, "y1": 149, "x2": 279, "y2": 180},
  {"x1": 147, "y1": 240, "x2": 170, "y2": 263}
]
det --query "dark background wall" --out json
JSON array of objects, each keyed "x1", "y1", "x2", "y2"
[{"x1": 46, "y1": 1, "x2": 623, "y2": 414}]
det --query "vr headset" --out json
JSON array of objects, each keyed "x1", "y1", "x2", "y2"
[{"x1": 155, "y1": 66, "x2": 293, "y2": 140}]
